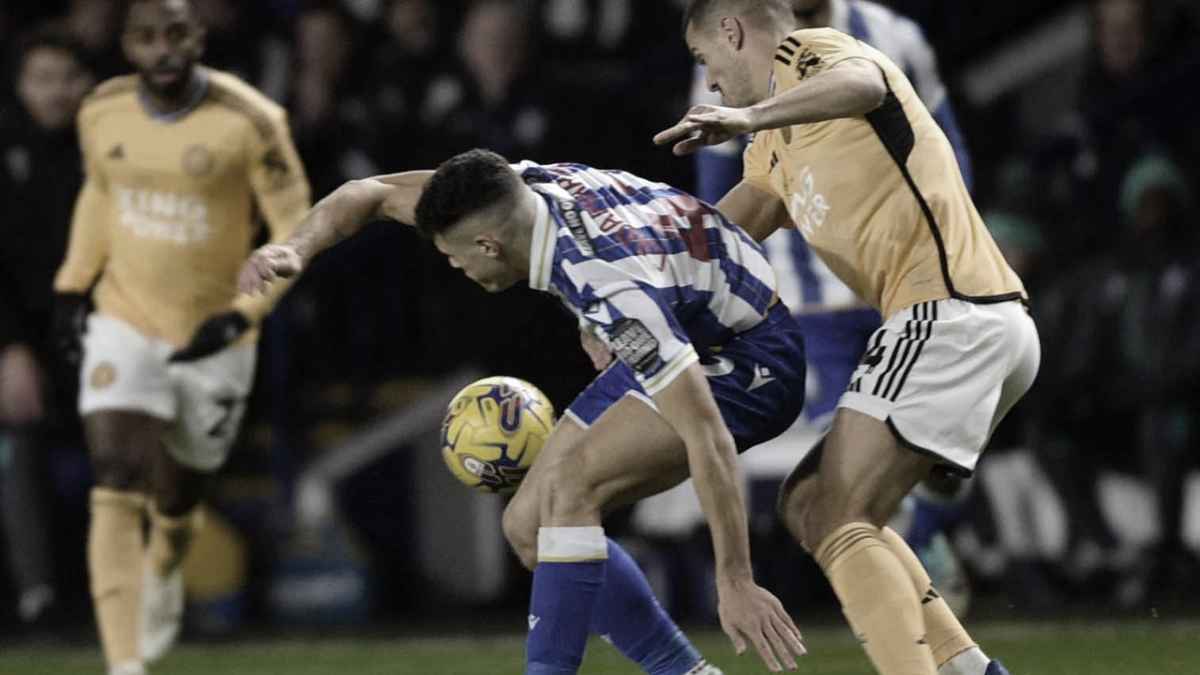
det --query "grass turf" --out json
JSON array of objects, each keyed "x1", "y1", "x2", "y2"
[{"x1": 3, "y1": 621, "x2": 1197, "y2": 674}]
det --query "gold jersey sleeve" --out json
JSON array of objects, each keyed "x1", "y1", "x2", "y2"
[
  {"x1": 54, "y1": 68, "x2": 311, "y2": 346},
  {"x1": 744, "y1": 28, "x2": 1025, "y2": 319}
]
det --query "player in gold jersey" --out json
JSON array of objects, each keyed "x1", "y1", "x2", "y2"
[
  {"x1": 51, "y1": 2, "x2": 310, "y2": 674},
  {"x1": 657, "y1": 2, "x2": 1038, "y2": 675}
]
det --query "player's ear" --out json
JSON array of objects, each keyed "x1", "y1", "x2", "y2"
[
  {"x1": 719, "y1": 16, "x2": 745, "y2": 51},
  {"x1": 476, "y1": 234, "x2": 501, "y2": 258}
]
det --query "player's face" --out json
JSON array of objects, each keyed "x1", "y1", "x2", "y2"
[
  {"x1": 123, "y1": 0, "x2": 205, "y2": 100},
  {"x1": 432, "y1": 222, "x2": 522, "y2": 293},
  {"x1": 686, "y1": 23, "x2": 762, "y2": 108},
  {"x1": 17, "y1": 47, "x2": 93, "y2": 131}
]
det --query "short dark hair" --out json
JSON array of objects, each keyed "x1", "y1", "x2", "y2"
[
  {"x1": 10, "y1": 27, "x2": 90, "y2": 80},
  {"x1": 415, "y1": 149, "x2": 518, "y2": 238},
  {"x1": 682, "y1": 0, "x2": 791, "y2": 34}
]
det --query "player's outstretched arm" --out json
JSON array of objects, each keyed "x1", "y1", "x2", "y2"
[
  {"x1": 654, "y1": 59, "x2": 887, "y2": 156},
  {"x1": 716, "y1": 181, "x2": 791, "y2": 243},
  {"x1": 238, "y1": 171, "x2": 433, "y2": 295},
  {"x1": 653, "y1": 364, "x2": 807, "y2": 671}
]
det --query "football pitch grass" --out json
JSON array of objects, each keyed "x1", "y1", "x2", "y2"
[{"x1": 3, "y1": 620, "x2": 1197, "y2": 674}]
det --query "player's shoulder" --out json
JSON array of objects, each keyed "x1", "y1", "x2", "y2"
[
  {"x1": 204, "y1": 68, "x2": 287, "y2": 141},
  {"x1": 773, "y1": 28, "x2": 857, "y2": 85},
  {"x1": 775, "y1": 27, "x2": 855, "y2": 63},
  {"x1": 78, "y1": 74, "x2": 139, "y2": 124}
]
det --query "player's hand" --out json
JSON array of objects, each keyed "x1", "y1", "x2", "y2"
[
  {"x1": 717, "y1": 576, "x2": 807, "y2": 671},
  {"x1": 238, "y1": 244, "x2": 303, "y2": 295},
  {"x1": 0, "y1": 344, "x2": 45, "y2": 425},
  {"x1": 51, "y1": 292, "x2": 90, "y2": 369},
  {"x1": 654, "y1": 104, "x2": 756, "y2": 156},
  {"x1": 170, "y1": 311, "x2": 250, "y2": 363},
  {"x1": 579, "y1": 329, "x2": 613, "y2": 371}
]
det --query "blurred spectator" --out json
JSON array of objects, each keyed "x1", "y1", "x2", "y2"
[
  {"x1": 532, "y1": 0, "x2": 691, "y2": 177},
  {"x1": 290, "y1": 1, "x2": 375, "y2": 196},
  {"x1": 50, "y1": 0, "x2": 125, "y2": 79},
  {"x1": 366, "y1": 0, "x2": 448, "y2": 170},
  {"x1": 1033, "y1": 150, "x2": 1199, "y2": 604},
  {"x1": 1072, "y1": 0, "x2": 1200, "y2": 243},
  {"x1": 1107, "y1": 154, "x2": 1200, "y2": 607},
  {"x1": 193, "y1": 0, "x2": 291, "y2": 101},
  {"x1": 0, "y1": 29, "x2": 94, "y2": 632},
  {"x1": 421, "y1": 0, "x2": 565, "y2": 161}
]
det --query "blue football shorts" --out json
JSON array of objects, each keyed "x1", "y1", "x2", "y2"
[{"x1": 565, "y1": 303, "x2": 807, "y2": 452}]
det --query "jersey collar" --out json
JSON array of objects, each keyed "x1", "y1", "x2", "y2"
[
  {"x1": 528, "y1": 191, "x2": 556, "y2": 291},
  {"x1": 138, "y1": 67, "x2": 210, "y2": 124}
]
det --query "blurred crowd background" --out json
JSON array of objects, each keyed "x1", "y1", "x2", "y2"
[{"x1": 1, "y1": 0, "x2": 1199, "y2": 642}]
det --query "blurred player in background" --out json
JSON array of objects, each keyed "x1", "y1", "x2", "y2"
[
  {"x1": 52, "y1": 2, "x2": 310, "y2": 673},
  {"x1": 680, "y1": 0, "x2": 975, "y2": 609},
  {"x1": 0, "y1": 28, "x2": 94, "y2": 634},
  {"x1": 239, "y1": 150, "x2": 812, "y2": 674},
  {"x1": 658, "y1": 1, "x2": 1038, "y2": 674}
]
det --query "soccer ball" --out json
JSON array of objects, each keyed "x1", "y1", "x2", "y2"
[{"x1": 440, "y1": 376, "x2": 555, "y2": 494}]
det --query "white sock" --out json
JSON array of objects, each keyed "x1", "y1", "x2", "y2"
[
  {"x1": 939, "y1": 647, "x2": 991, "y2": 675},
  {"x1": 109, "y1": 661, "x2": 146, "y2": 675}
]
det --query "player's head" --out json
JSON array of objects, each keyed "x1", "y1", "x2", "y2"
[
  {"x1": 415, "y1": 149, "x2": 536, "y2": 293},
  {"x1": 12, "y1": 29, "x2": 94, "y2": 131},
  {"x1": 121, "y1": 0, "x2": 205, "y2": 100},
  {"x1": 683, "y1": 0, "x2": 795, "y2": 107}
]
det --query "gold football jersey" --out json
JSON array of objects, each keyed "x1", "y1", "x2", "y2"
[
  {"x1": 743, "y1": 28, "x2": 1025, "y2": 319},
  {"x1": 54, "y1": 67, "x2": 310, "y2": 346}
]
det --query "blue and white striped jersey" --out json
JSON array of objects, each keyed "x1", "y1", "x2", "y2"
[{"x1": 517, "y1": 161, "x2": 777, "y2": 396}]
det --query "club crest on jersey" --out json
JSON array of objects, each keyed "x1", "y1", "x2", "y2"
[
  {"x1": 90, "y1": 362, "x2": 117, "y2": 390},
  {"x1": 789, "y1": 167, "x2": 830, "y2": 236},
  {"x1": 609, "y1": 319, "x2": 659, "y2": 375},
  {"x1": 795, "y1": 48, "x2": 823, "y2": 79},
  {"x1": 182, "y1": 144, "x2": 214, "y2": 177}
]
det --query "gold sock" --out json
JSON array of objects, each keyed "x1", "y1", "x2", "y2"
[
  {"x1": 148, "y1": 504, "x2": 204, "y2": 577},
  {"x1": 879, "y1": 526, "x2": 977, "y2": 667},
  {"x1": 815, "y1": 522, "x2": 937, "y2": 675},
  {"x1": 88, "y1": 487, "x2": 146, "y2": 667}
]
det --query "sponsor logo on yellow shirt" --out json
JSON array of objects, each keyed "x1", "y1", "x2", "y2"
[{"x1": 115, "y1": 186, "x2": 211, "y2": 244}]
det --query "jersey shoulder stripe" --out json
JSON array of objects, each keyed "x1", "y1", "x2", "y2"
[
  {"x1": 775, "y1": 35, "x2": 802, "y2": 66},
  {"x1": 205, "y1": 69, "x2": 284, "y2": 143}
]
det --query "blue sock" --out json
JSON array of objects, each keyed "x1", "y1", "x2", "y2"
[
  {"x1": 906, "y1": 489, "x2": 967, "y2": 552},
  {"x1": 591, "y1": 540, "x2": 703, "y2": 675},
  {"x1": 527, "y1": 527, "x2": 608, "y2": 675}
]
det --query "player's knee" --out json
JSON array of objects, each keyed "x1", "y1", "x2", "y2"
[
  {"x1": 538, "y1": 451, "x2": 597, "y2": 523},
  {"x1": 501, "y1": 499, "x2": 538, "y2": 571}
]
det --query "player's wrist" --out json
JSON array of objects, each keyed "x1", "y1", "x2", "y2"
[
  {"x1": 715, "y1": 567, "x2": 756, "y2": 591},
  {"x1": 743, "y1": 103, "x2": 767, "y2": 134}
]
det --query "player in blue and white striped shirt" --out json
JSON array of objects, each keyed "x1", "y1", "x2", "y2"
[{"x1": 238, "y1": 149, "x2": 810, "y2": 674}]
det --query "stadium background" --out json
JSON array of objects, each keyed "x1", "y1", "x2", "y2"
[{"x1": 1, "y1": 0, "x2": 1199, "y2": 670}]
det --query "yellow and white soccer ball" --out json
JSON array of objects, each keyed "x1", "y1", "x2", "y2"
[{"x1": 440, "y1": 376, "x2": 555, "y2": 494}]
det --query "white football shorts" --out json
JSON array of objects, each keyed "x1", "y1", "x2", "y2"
[
  {"x1": 838, "y1": 298, "x2": 1040, "y2": 475},
  {"x1": 79, "y1": 313, "x2": 256, "y2": 472}
]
